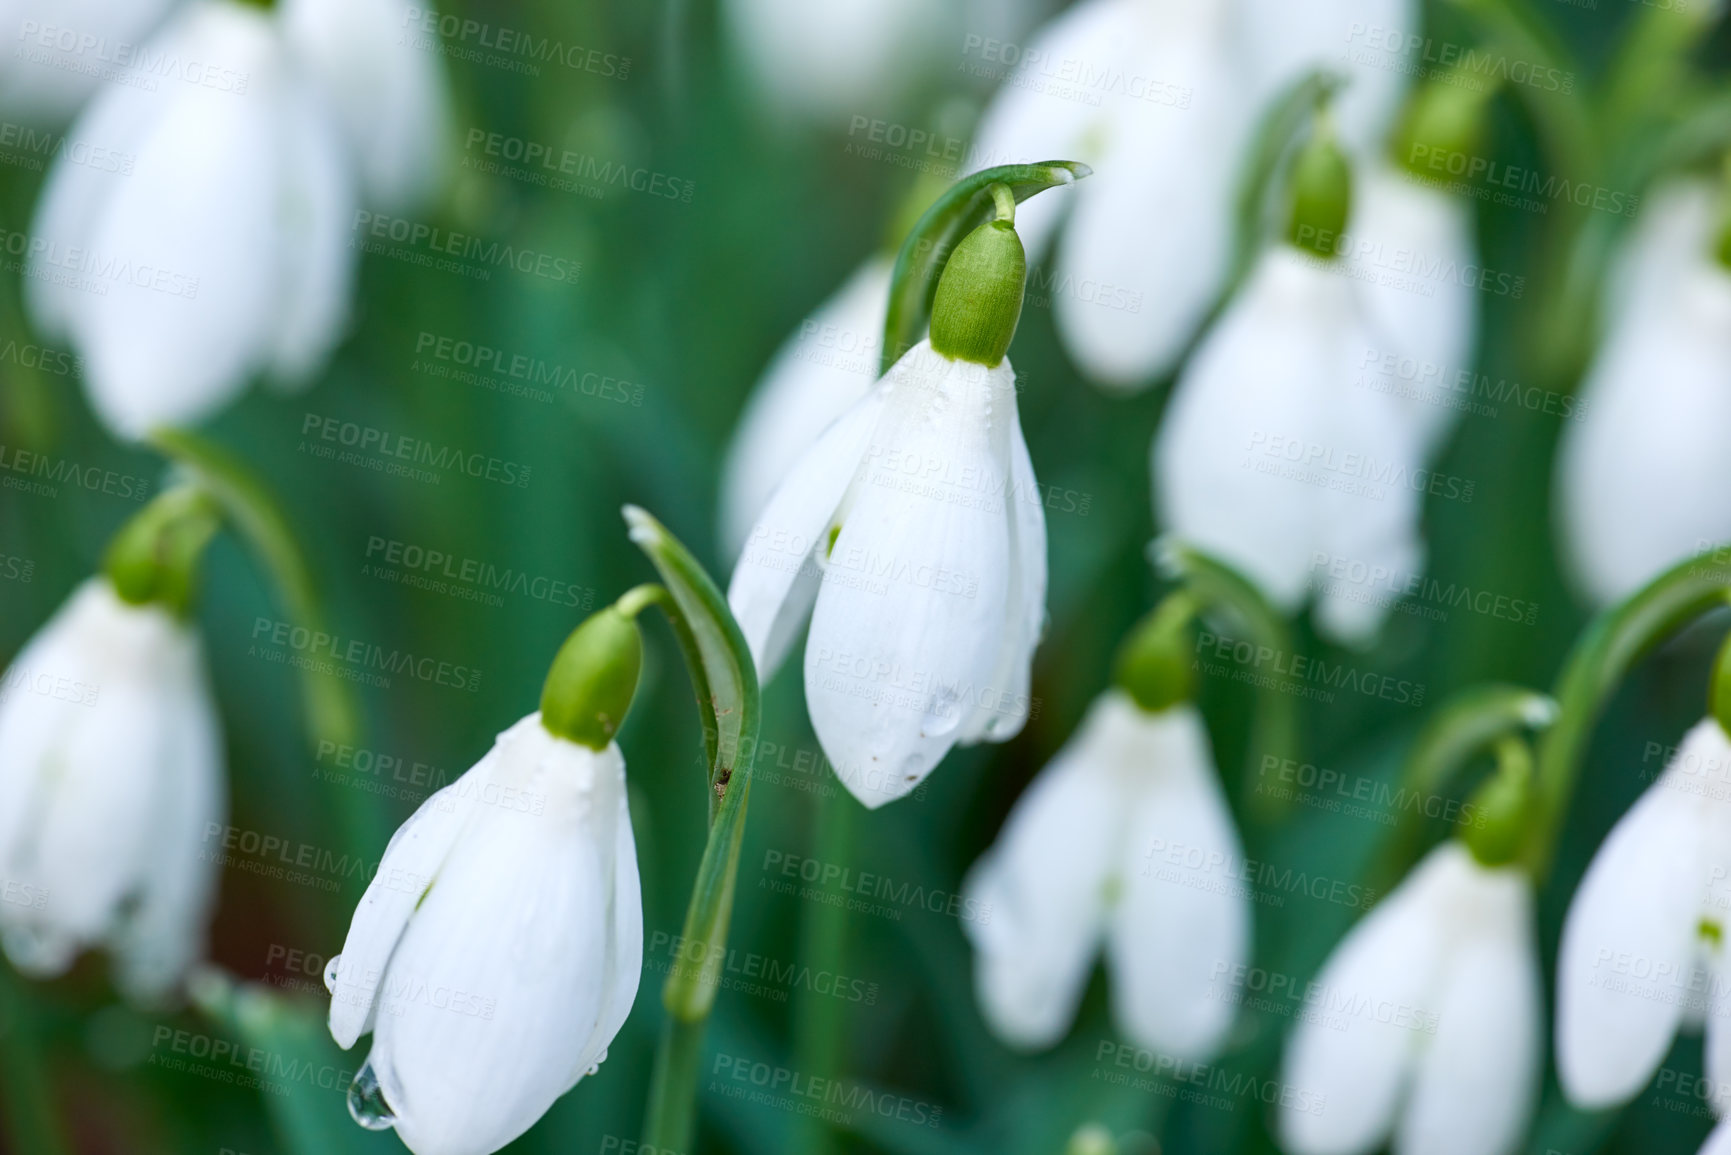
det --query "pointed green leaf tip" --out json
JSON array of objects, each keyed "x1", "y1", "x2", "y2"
[{"x1": 540, "y1": 604, "x2": 643, "y2": 749}]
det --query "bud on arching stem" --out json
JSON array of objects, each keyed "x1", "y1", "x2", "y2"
[
  {"x1": 928, "y1": 183, "x2": 1027, "y2": 367},
  {"x1": 103, "y1": 483, "x2": 222, "y2": 618},
  {"x1": 1284, "y1": 115, "x2": 1352, "y2": 261},
  {"x1": 540, "y1": 585, "x2": 663, "y2": 749},
  {"x1": 1112, "y1": 592, "x2": 1199, "y2": 715},
  {"x1": 1463, "y1": 735, "x2": 1535, "y2": 868}
]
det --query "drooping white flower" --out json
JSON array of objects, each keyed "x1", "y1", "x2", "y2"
[
  {"x1": 279, "y1": 0, "x2": 448, "y2": 211},
  {"x1": 721, "y1": 0, "x2": 944, "y2": 128},
  {"x1": 27, "y1": 0, "x2": 356, "y2": 440},
  {"x1": 727, "y1": 338, "x2": 1046, "y2": 807},
  {"x1": 1153, "y1": 243, "x2": 1426, "y2": 646},
  {"x1": 962, "y1": 690, "x2": 1248, "y2": 1059},
  {"x1": 1347, "y1": 160, "x2": 1480, "y2": 455},
  {"x1": 718, "y1": 255, "x2": 892, "y2": 558},
  {"x1": 1553, "y1": 181, "x2": 1731, "y2": 607},
  {"x1": 1704, "y1": 1118, "x2": 1731, "y2": 1155},
  {"x1": 965, "y1": 0, "x2": 1249, "y2": 390},
  {"x1": 0, "y1": 577, "x2": 224, "y2": 1003},
  {"x1": 1556, "y1": 718, "x2": 1731, "y2": 1111},
  {"x1": 327, "y1": 713, "x2": 641, "y2": 1155},
  {"x1": 1280, "y1": 841, "x2": 1542, "y2": 1155},
  {"x1": 0, "y1": 0, "x2": 182, "y2": 123}
]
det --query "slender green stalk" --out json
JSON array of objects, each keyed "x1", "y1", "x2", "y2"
[
  {"x1": 642, "y1": 1018, "x2": 707, "y2": 1152},
  {"x1": 789, "y1": 788, "x2": 855, "y2": 1155},
  {"x1": 0, "y1": 968, "x2": 70, "y2": 1155},
  {"x1": 1527, "y1": 551, "x2": 1731, "y2": 877}
]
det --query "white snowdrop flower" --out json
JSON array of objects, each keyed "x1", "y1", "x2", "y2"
[
  {"x1": 1236, "y1": 0, "x2": 1418, "y2": 157},
  {"x1": 718, "y1": 255, "x2": 892, "y2": 558},
  {"x1": 0, "y1": 0, "x2": 181, "y2": 123},
  {"x1": 1153, "y1": 242, "x2": 1426, "y2": 647},
  {"x1": 1553, "y1": 181, "x2": 1731, "y2": 607},
  {"x1": 1555, "y1": 718, "x2": 1731, "y2": 1111},
  {"x1": 962, "y1": 689, "x2": 1249, "y2": 1059},
  {"x1": 327, "y1": 713, "x2": 642, "y2": 1155},
  {"x1": 279, "y1": 0, "x2": 449, "y2": 211},
  {"x1": 1703, "y1": 1118, "x2": 1731, "y2": 1155},
  {"x1": 1280, "y1": 841, "x2": 1543, "y2": 1155},
  {"x1": 27, "y1": 0, "x2": 356, "y2": 440},
  {"x1": 0, "y1": 577, "x2": 224, "y2": 1004},
  {"x1": 965, "y1": 0, "x2": 1249, "y2": 390},
  {"x1": 1347, "y1": 160, "x2": 1479, "y2": 455},
  {"x1": 722, "y1": 0, "x2": 944, "y2": 128}
]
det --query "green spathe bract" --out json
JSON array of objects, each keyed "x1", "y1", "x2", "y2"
[
  {"x1": 928, "y1": 218, "x2": 1027, "y2": 368},
  {"x1": 1284, "y1": 125, "x2": 1352, "y2": 260},
  {"x1": 540, "y1": 605, "x2": 644, "y2": 749}
]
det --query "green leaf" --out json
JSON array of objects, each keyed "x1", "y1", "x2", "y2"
[{"x1": 880, "y1": 161, "x2": 1091, "y2": 375}]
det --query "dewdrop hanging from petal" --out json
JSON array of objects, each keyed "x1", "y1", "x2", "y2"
[
  {"x1": 326, "y1": 601, "x2": 644, "y2": 1155},
  {"x1": 1153, "y1": 115, "x2": 1426, "y2": 648},
  {"x1": 26, "y1": 0, "x2": 357, "y2": 440},
  {"x1": 0, "y1": 487, "x2": 226, "y2": 1005},
  {"x1": 962, "y1": 597, "x2": 1249, "y2": 1059},
  {"x1": 1279, "y1": 754, "x2": 1544, "y2": 1155},
  {"x1": 727, "y1": 188, "x2": 1046, "y2": 808}
]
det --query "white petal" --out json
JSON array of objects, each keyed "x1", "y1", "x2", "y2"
[
  {"x1": 726, "y1": 381, "x2": 887, "y2": 679},
  {"x1": 1052, "y1": 3, "x2": 1245, "y2": 390},
  {"x1": 1702, "y1": 1118, "x2": 1731, "y2": 1155},
  {"x1": 1235, "y1": 0, "x2": 1417, "y2": 156},
  {"x1": 1555, "y1": 724, "x2": 1721, "y2": 1108},
  {"x1": 962, "y1": 691, "x2": 1125, "y2": 1049},
  {"x1": 1397, "y1": 862, "x2": 1542, "y2": 1155},
  {"x1": 957, "y1": 385, "x2": 1045, "y2": 746},
  {"x1": 1280, "y1": 844, "x2": 1458, "y2": 1155},
  {"x1": 1106, "y1": 701, "x2": 1249, "y2": 1061},
  {"x1": 326, "y1": 714, "x2": 504, "y2": 1049},
  {"x1": 1349, "y1": 163, "x2": 1479, "y2": 455},
  {"x1": 279, "y1": 0, "x2": 449, "y2": 211},
  {"x1": 265, "y1": 81, "x2": 356, "y2": 386},
  {"x1": 1555, "y1": 239, "x2": 1731, "y2": 606},
  {"x1": 371, "y1": 729, "x2": 639, "y2": 1155},
  {"x1": 803, "y1": 346, "x2": 1013, "y2": 806},
  {"x1": 962, "y1": 0, "x2": 1137, "y2": 256},
  {"x1": 719, "y1": 256, "x2": 891, "y2": 558}
]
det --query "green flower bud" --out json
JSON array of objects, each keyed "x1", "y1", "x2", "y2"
[
  {"x1": 1284, "y1": 123, "x2": 1353, "y2": 261},
  {"x1": 540, "y1": 604, "x2": 644, "y2": 749},
  {"x1": 929, "y1": 191, "x2": 1027, "y2": 367},
  {"x1": 1392, "y1": 72, "x2": 1497, "y2": 182},
  {"x1": 1710, "y1": 625, "x2": 1731, "y2": 734},
  {"x1": 1463, "y1": 736, "x2": 1534, "y2": 868},
  {"x1": 1112, "y1": 592, "x2": 1198, "y2": 715},
  {"x1": 1064, "y1": 1125, "x2": 1118, "y2": 1155},
  {"x1": 103, "y1": 485, "x2": 221, "y2": 618}
]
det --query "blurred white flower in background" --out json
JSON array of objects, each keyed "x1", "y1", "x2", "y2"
[
  {"x1": 26, "y1": 0, "x2": 357, "y2": 440},
  {"x1": 728, "y1": 338, "x2": 1046, "y2": 807},
  {"x1": 327, "y1": 713, "x2": 642, "y2": 1155},
  {"x1": 722, "y1": 0, "x2": 946, "y2": 128},
  {"x1": 718, "y1": 255, "x2": 891, "y2": 557},
  {"x1": 0, "y1": 577, "x2": 224, "y2": 1004},
  {"x1": 1154, "y1": 242, "x2": 1426, "y2": 647},
  {"x1": 280, "y1": 0, "x2": 449, "y2": 211},
  {"x1": 1554, "y1": 180, "x2": 1731, "y2": 607},
  {"x1": 1556, "y1": 718, "x2": 1731, "y2": 1111},
  {"x1": 0, "y1": 0, "x2": 182, "y2": 123},
  {"x1": 962, "y1": 689, "x2": 1249, "y2": 1058},
  {"x1": 1280, "y1": 841, "x2": 1542, "y2": 1155},
  {"x1": 1704, "y1": 1119, "x2": 1731, "y2": 1155},
  {"x1": 967, "y1": 0, "x2": 1417, "y2": 392}
]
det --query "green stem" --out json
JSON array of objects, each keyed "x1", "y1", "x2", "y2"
[
  {"x1": 0, "y1": 968, "x2": 70, "y2": 1155},
  {"x1": 1528, "y1": 550, "x2": 1731, "y2": 878},
  {"x1": 789, "y1": 788, "x2": 855, "y2": 1155},
  {"x1": 642, "y1": 1018, "x2": 707, "y2": 1152}
]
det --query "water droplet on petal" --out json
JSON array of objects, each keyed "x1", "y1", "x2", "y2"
[
  {"x1": 586, "y1": 1047, "x2": 608, "y2": 1077},
  {"x1": 920, "y1": 692, "x2": 961, "y2": 738},
  {"x1": 323, "y1": 955, "x2": 342, "y2": 994},
  {"x1": 347, "y1": 1062, "x2": 397, "y2": 1131}
]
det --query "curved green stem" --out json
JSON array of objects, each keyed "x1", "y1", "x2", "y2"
[
  {"x1": 1151, "y1": 538, "x2": 1300, "y2": 822},
  {"x1": 880, "y1": 161, "x2": 1091, "y2": 374},
  {"x1": 148, "y1": 427, "x2": 360, "y2": 753},
  {"x1": 1528, "y1": 550, "x2": 1731, "y2": 878},
  {"x1": 625, "y1": 507, "x2": 762, "y2": 1154}
]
